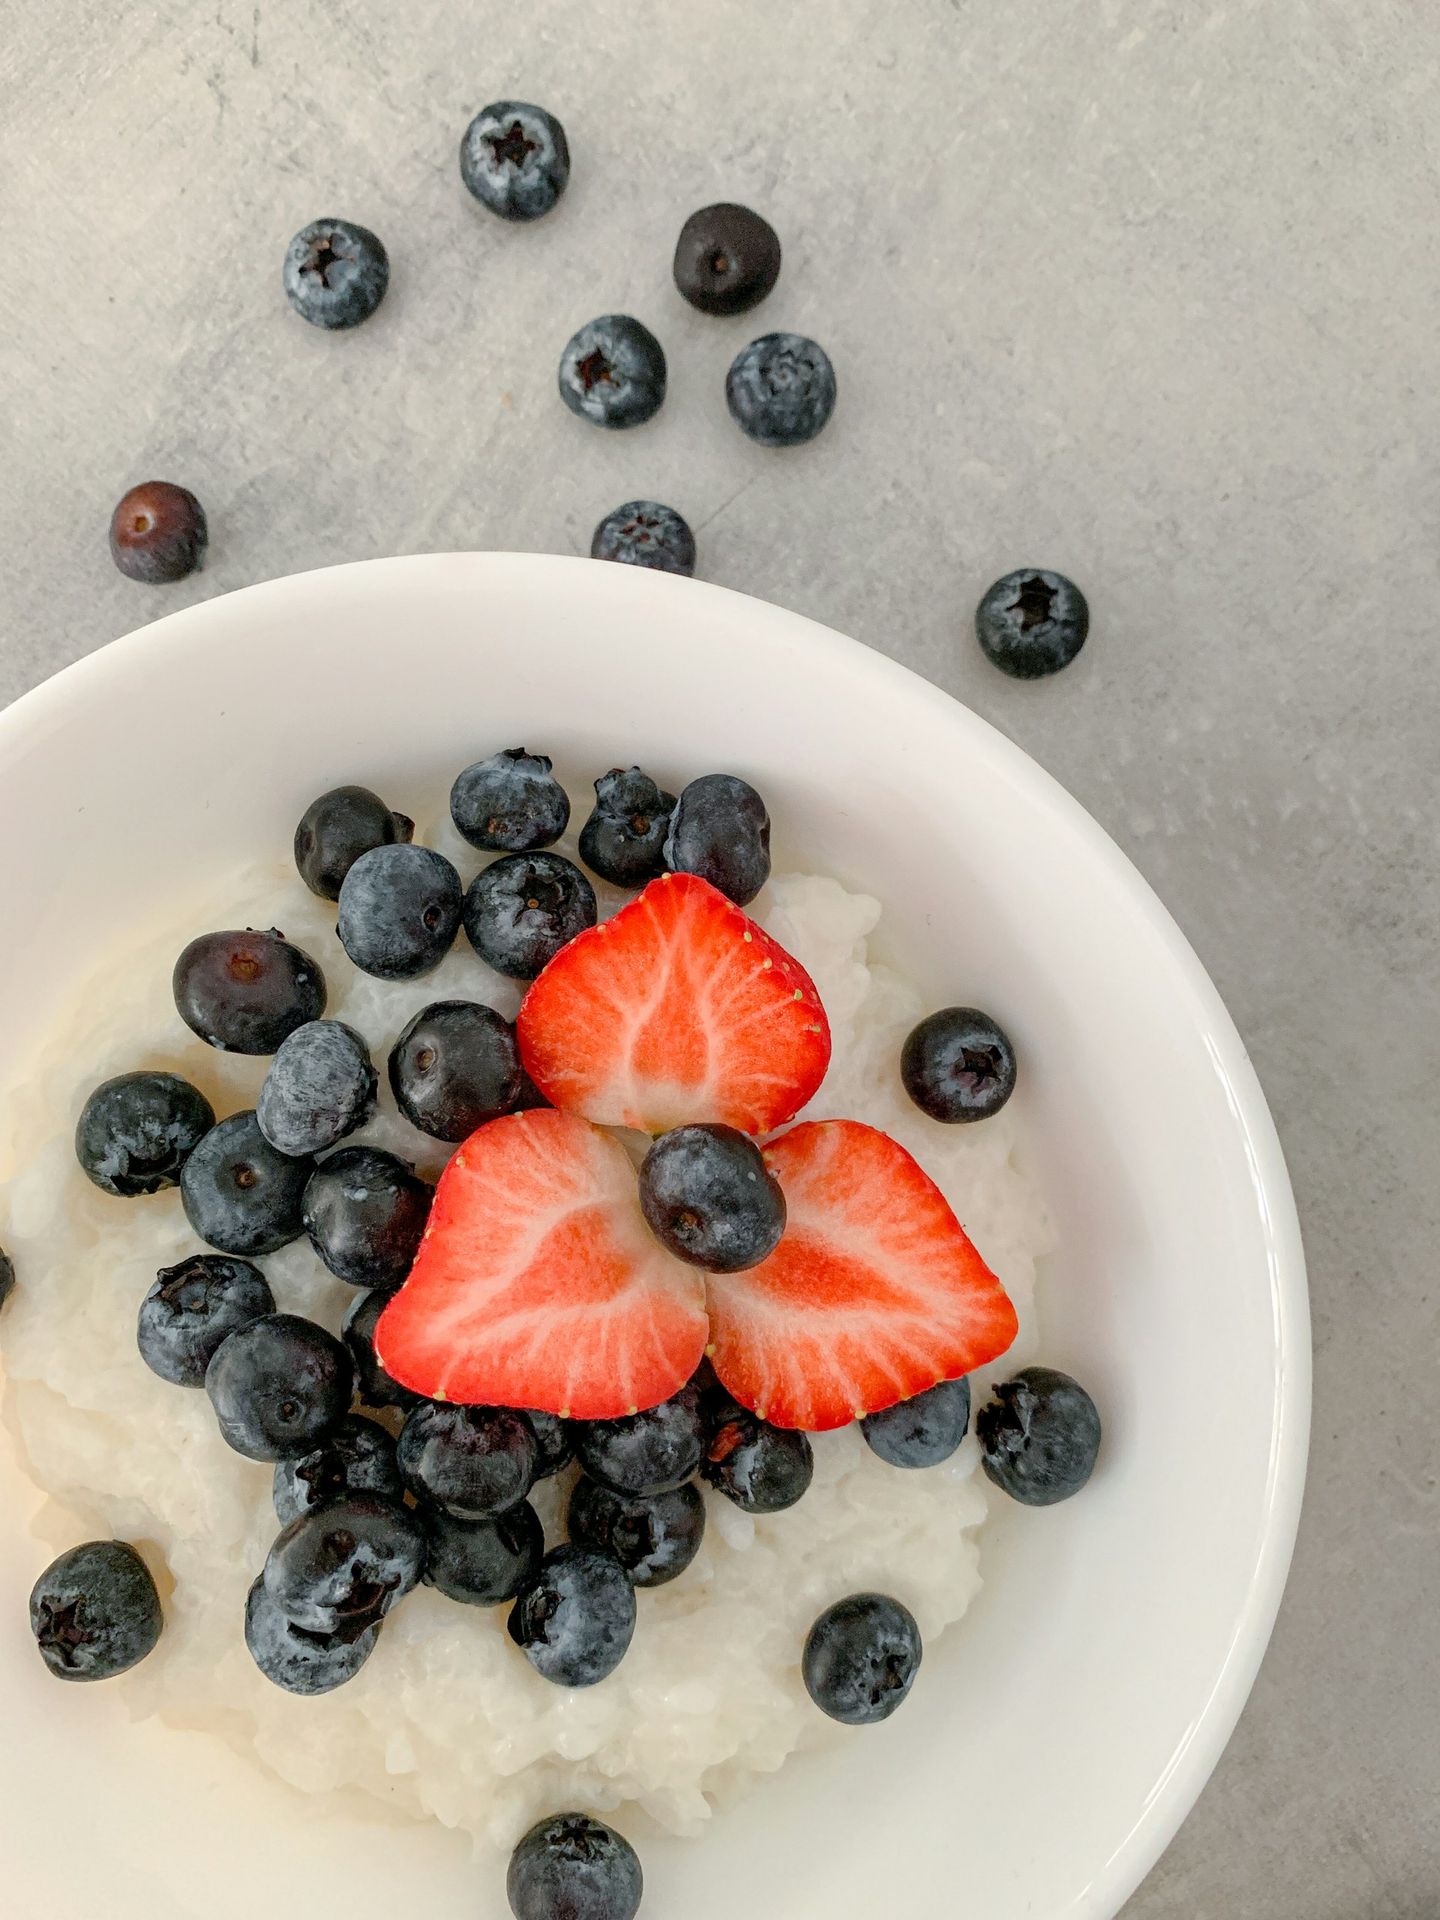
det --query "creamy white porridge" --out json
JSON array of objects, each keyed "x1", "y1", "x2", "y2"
[{"x1": 0, "y1": 804, "x2": 1049, "y2": 1851}]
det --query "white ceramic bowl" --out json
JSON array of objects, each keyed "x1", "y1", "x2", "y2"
[{"x1": 0, "y1": 554, "x2": 1308, "y2": 1920}]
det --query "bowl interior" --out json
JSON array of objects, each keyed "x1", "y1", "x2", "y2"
[{"x1": 0, "y1": 554, "x2": 1307, "y2": 1920}]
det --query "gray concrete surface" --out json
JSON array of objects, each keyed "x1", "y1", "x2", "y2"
[{"x1": 2, "y1": 1, "x2": 1437, "y2": 1913}]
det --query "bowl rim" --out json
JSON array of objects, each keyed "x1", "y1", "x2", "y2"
[{"x1": 0, "y1": 552, "x2": 1310, "y2": 1918}]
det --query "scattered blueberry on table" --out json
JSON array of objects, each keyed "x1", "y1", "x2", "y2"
[
  {"x1": 558, "y1": 315, "x2": 667, "y2": 428},
  {"x1": 180, "y1": 1110, "x2": 314, "y2": 1256},
  {"x1": 577, "y1": 766, "x2": 676, "y2": 887},
  {"x1": 639, "y1": 1124, "x2": 786, "y2": 1271},
  {"x1": 75, "y1": 1070, "x2": 215, "y2": 1197},
  {"x1": 901, "y1": 1007, "x2": 1017, "y2": 1123},
  {"x1": 508, "y1": 1812, "x2": 644, "y2": 1920},
  {"x1": 673, "y1": 202, "x2": 781, "y2": 315},
  {"x1": 460, "y1": 101, "x2": 570, "y2": 221},
  {"x1": 282, "y1": 217, "x2": 389, "y2": 329},
  {"x1": 462, "y1": 850, "x2": 597, "y2": 979},
  {"x1": 29, "y1": 1541, "x2": 163, "y2": 1682},
  {"x1": 977, "y1": 1366, "x2": 1101, "y2": 1505},
  {"x1": 108, "y1": 481, "x2": 207, "y2": 583},
  {"x1": 726, "y1": 332, "x2": 837, "y2": 446},
  {"x1": 591, "y1": 501, "x2": 696, "y2": 575},
  {"x1": 975, "y1": 568, "x2": 1090, "y2": 679},
  {"x1": 803, "y1": 1592, "x2": 923, "y2": 1725},
  {"x1": 173, "y1": 928, "x2": 326, "y2": 1055},
  {"x1": 137, "y1": 1253, "x2": 275, "y2": 1387},
  {"x1": 294, "y1": 785, "x2": 413, "y2": 901}
]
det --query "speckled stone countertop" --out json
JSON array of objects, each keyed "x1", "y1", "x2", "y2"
[{"x1": 2, "y1": 3, "x2": 1437, "y2": 1913}]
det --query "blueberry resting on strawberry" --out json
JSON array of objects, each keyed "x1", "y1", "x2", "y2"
[{"x1": 638, "y1": 1124, "x2": 785, "y2": 1272}]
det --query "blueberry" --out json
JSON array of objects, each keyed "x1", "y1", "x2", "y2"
[
  {"x1": 180, "y1": 1111, "x2": 314, "y2": 1256},
  {"x1": 424, "y1": 1499, "x2": 544, "y2": 1606},
  {"x1": 341, "y1": 1286, "x2": 421, "y2": 1412},
  {"x1": 108, "y1": 481, "x2": 207, "y2": 584},
  {"x1": 558, "y1": 315, "x2": 666, "y2": 429},
  {"x1": 508, "y1": 1813, "x2": 643, "y2": 1920},
  {"x1": 263, "y1": 1492, "x2": 425, "y2": 1634},
  {"x1": 673, "y1": 202, "x2": 781, "y2": 316},
  {"x1": 527, "y1": 1410, "x2": 574, "y2": 1480},
  {"x1": 397, "y1": 1402, "x2": 538, "y2": 1519},
  {"x1": 726, "y1": 333, "x2": 836, "y2": 447},
  {"x1": 638, "y1": 1125, "x2": 785, "y2": 1273},
  {"x1": 272, "y1": 1414, "x2": 405, "y2": 1527},
  {"x1": 507, "y1": 1544, "x2": 636, "y2": 1687},
  {"x1": 573, "y1": 1383, "x2": 704, "y2": 1497},
  {"x1": 294, "y1": 785, "x2": 412, "y2": 901},
  {"x1": 460, "y1": 101, "x2": 570, "y2": 221},
  {"x1": 463, "y1": 853, "x2": 597, "y2": 980},
  {"x1": 900, "y1": 1008, "x2": 1016, "y2": 1123},
  {"x1": 975, "y1": 569, "x2": 1089, "y2": 679},
  {"x1": 283, "y1": 218, "x2": 389, "y2": 330},
  {"x1": 568, "y1": 1476, "x2": 705, "y2": 1589},
  {"x1": 450, "y1": 749, "x2": 570, "y2": 853},
  {"x1": 337, "y1": 843, "x2": 463, "y2": 981},
  {"x1": 861, "y1": 1378, "x2": 971, "y2": 1468},
  {"x1": 75, "y1": 1071, "x2": 215, "y2": 1197},
  {"x1": 388, "y1": 1000, "x2": 524, "y2": 1141},
  {"x1": 257, "y1": 1020, "x2": 377, "y2": 1157},
  {"x1": 976, "y1": 1367, "x2": 1101, "y2": 1506},
  {"x1": 244, "y1": 1574, "x2": 380, "y2": 1695},
  {"x1": 29, "y1": 1541, "x2": 162, "y2": 1682},
  {"x1": 137, "y1": 1253, "x2": 275, "y2": 1388},
  {"x1": 302, "y1": 1145, "x2": 431, "y2": 1290},
  {"x1": 578, "y1": 767, "x2": 676, "y2": 889},
  {"x1": 173, "y1": 928, "x2": 326, "y2": 1054},
  {"x1": 663, "y1": 773, "x2": 771, "y2": 905},
  {"x1": 590, "y1": 502, "x2": 696, "y2": 577},
  {"x1": 204, "y1": 1311, "x2": 353, "y2": 1461},
  {"x1": 0, "y1": 1245, "x2": 13, "y2": 1312},
  {"x1": 701, "y1": 1410, "x2": 812, "y2": 1513},
  {"x1": 802, "y1": 1593, "x2": 922, "y2": 1725}
]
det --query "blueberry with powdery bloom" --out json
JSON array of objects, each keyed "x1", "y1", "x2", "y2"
[
  {"x1": 137, "y1": 1253, "x2": 275, "y2": 1387},
  {"x1": 282, "y1": 218, "x2": 389, "y2": 330},
  {"x1": 591, "y1": 502, "x2": 695, "y2": 576},
  {"x1": 803, "y1": 1592, "x2": 922, "y2": 1725},
  {"x1": 977, "y1": 1367, "x2": 1101, "y2": 1505},
  {"x1": 75, "y1": 1071, "x2": 215, "y2": 1197},
  {"x1": 975, "y1": 568, "x2": 1089, "y2": 680},
  {"x1": 726, "y1": 333, "x2": 836, "y2": 446},
  {"x1": 337, "y1": 843, "x2": 463, "y2": 981},
  {"x1": 568, "y1": 1476, "x2": 706, "y2": 1588},
  {"x1": 272, "y1": 1415, "x2": 405, "y2": 1527},
  {"x1": 460, "y1": 102, "x2": 570, "y2": 221},
  {"x1": 861, "y1": 1377, "x2": 972, "y2": 1468},
  {"x1": 256, "y1": 1020, "x2": 376, "y2": 1157},
  {"x1": 578, "y1": 767, "x2": 676, "y2": 889},
  {"x1": 244, "y1": 1575, "x2": 381, "y2": 1696},
  {"x1": 462, "y1": 852, "x2": 597, "y2": 980},
  {"x1": 29, "y1": 1542, "x2": 163, "y2": 1681},
  {"x1": 508, "y1": 1813, "x2": 643, "y2": 1920},
  {"x1": 397, "y1": 1402, "x2": 539, "y2": 1519},
  {"x1": 450, "y1": 749, "x2": 570, "y2": 853},
  {"x1": 559, "y1": 316, "x2": 666, "y2": 429},
  {"x1": 263, "y1": 1493, "x2": 426, "y2": 1634},
  {"x1": 508, "y1": 1544, "x2": 636, "y2": 1686}
]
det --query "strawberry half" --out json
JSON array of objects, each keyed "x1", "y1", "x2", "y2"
[
  {"x1": 516, "y1": 872, "x2": 831, "y2": 1136},
  {"x1": 706, "y1": 1120, "x2": 1019, "y2": 1431},
  {"x1": 375, "y1": 1109, "x2": 707, "y2": 1419}
]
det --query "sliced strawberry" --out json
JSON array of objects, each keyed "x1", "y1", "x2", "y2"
[
  {"x1": 375, "y1": 1109, "x2": 707, "y2": 1419},
  {"x1": 516, "y1": 872, "x2": 831, "y2": 1136},
  {"x1": 706, "y1": 1120, "x2": 1019, "y2": 1431}
]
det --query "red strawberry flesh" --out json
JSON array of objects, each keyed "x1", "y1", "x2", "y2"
[
  {"x1": 516, "y1": 872, "x2": 830, "y2": 1136},
  {"x1": 376, "y1": 1108, "x2": 708, "y2": 1419},
  {"x1": 706, "y1": 1119, "x2": 1019, "y2": 1431}
]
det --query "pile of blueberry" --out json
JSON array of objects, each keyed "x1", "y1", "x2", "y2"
[
  {"x1": 102, "y1": 98, "x2": 1090, "y2": 687},
  {"x1": 18, "y1": 747, "x2": 1099, "y2": 1920}
]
